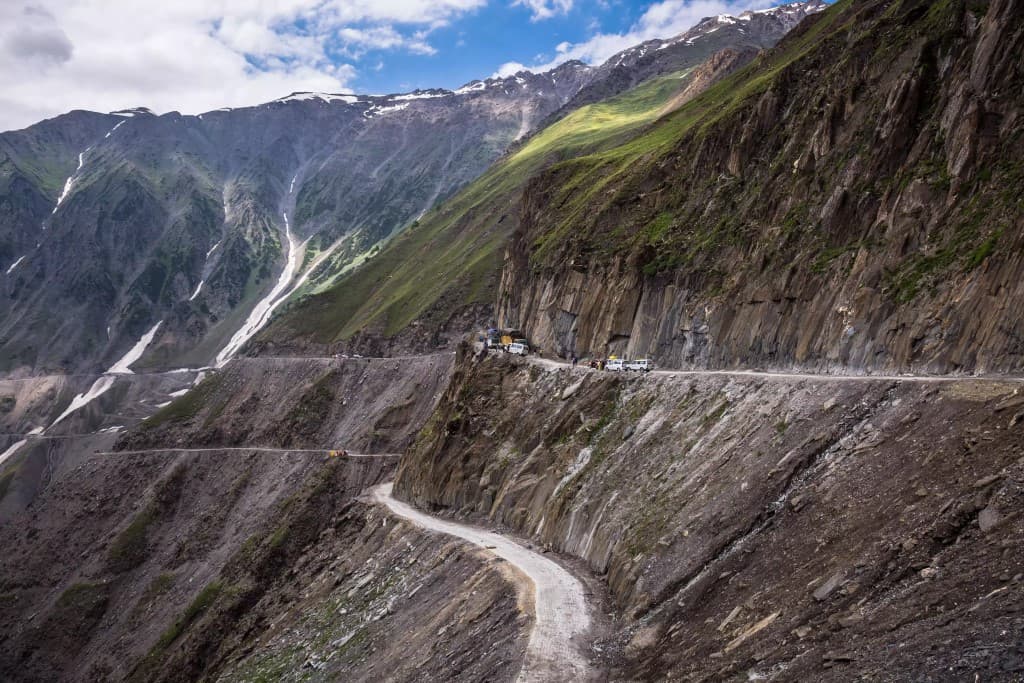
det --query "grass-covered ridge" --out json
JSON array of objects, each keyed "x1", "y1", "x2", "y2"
[
  {"x1": 262, "y1": 69, "x2": 704, "y2": 344},
  {"x1": 517, "y1": 0, "x2": 1020, "y2": 300},
  {"x1": 525, "y1": 0, "x2": 851, "y2": 265}
]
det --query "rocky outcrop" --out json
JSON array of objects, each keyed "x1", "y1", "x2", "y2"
[
  {"x1": 396, "y1": 351, "x2": 1024, "y2": 679},
  {"x1": 500, "y1": 0, "x2": 1024, "y2": 375}
]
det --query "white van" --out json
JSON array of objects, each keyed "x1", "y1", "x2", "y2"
[
  {"x1": 508, "y1": 342, "x2": 529, "y2": 356},
  {"x1": 605, "y1": 359, "x2": 625, "y2": 371},
  {"x1": 626, "y1": 359, "x2": 654, "y2": 372}
]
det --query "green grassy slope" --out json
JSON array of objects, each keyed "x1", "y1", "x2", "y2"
[
  {"x1": 524, "y1": 1, "x2": 851, "y2": 265},
  {"x1": 518, "y1": 0, "x2": 1020, "y2": 284},
  {"x1": 260, "y1": 70, "x2": 700, "y2": 344}
]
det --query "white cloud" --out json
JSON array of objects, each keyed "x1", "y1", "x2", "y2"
[
  {"x1": 526, "y1": 0, "x2": 775, "y2": 71},
  {"x1": 0, "y1": 0, "x2": 487, "y2": 132},
  {"x1": 492, "y1": 61, "x2": 528, "y2": 78},
  {"x1": 514, "y1": 0, "x2": 574, "y2": 21}
]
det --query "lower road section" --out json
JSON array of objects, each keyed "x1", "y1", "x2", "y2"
[{"x1": 370, "y1": 482, "x2": 594, "y2": 682}]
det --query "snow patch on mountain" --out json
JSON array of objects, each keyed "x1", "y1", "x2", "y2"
[
  {"x1": 53, "y1": 149, "x2": 89, "y2": 213},
  {"x1": 50, "y1": 375, "x2": 117, "y2": 427},
  {"x1": 276, "y1": 92, "x2": 360, "y2": 105},
  {"x1": 6, "y1": 256, "x2": 26, "y2": 275},
  {"x1": 455, "y1": 81, "x2": 488, "y2": 95},
  {"x1": 104, "y1": 121, "x2": 126, "y2": 138},
  {"x1": 214, "y1": 211, "x2": 302, "y2": 367},
  {"x1": 110, "y1": 107, "x2": 155, "y2": 117},
  {"x1": 108, "y1": 321, "x2": 164, "y2": 374},
  {"x1": 391, "y1": 90, "x2": 450, "y2": 101},
  {"x1": 0, "y1": 439, "x2": 28, "y2": 468},
  {"x1": 363, "y1": 103, "x2": 410, "y2": 118}
]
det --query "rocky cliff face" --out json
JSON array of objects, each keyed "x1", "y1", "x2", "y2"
[
  {"x1": 396, "y1": 350, "x2": 1024, "y2": 679},
  {"x1": 500, "y1": 0, "x2": 1024, "y2": 375}
]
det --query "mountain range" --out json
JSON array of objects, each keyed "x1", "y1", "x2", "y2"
[
  {"x1": 0, "y1": 0, "x2": 826, "y2": 375},
  {"x1": 4, "y1": 0, "x2": 1021, "y2": 681}
]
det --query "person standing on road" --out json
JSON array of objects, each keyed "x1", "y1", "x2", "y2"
[{"x1": 571, "y1": 353, "x2": 577, "y2": 367}]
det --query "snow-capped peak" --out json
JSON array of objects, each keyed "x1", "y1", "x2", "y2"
[
  {"x1": 274, "y1": 92, "x2": 362, "y2": 105},
  {"x1": 390, "y1": 89, "x2": 451, "y2": 101},
  {"x1": 363, "y1": 102, "x2": 410, "y2": 119},
  {"x1": 110, "y1": 107, "x2": 155, "y2": 117},
  {"x1": 454, "y1": 80, "x2": 490, "y2": 95}
]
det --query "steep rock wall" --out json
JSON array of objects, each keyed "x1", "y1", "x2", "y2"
[{"x1": 499, "y1": 0, "x2": 1024, "y2": 374}]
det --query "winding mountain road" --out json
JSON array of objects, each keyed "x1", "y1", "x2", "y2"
[{"x1": 370, "y1": 482, "x2": 593, "y2": 683}]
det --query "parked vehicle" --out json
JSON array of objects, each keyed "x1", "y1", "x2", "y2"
[
  {"x1": 484, "y1": 328, "x2": 530, "y2": 352},
  {"x1": 499, "y1": 329, "x2": 525, "y2": 348},
  {"x1": 508, "y1": 342, "x2": 529, "y2": 356},
  {"x1": 605, "y1": 358, "x2": 625, "y2": 371},
  {"x1": 625, "y1": 359, "x2": 654, "y2": 372}
]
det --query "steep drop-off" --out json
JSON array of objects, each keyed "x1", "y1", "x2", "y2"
[
  {"x1": 5, "y1": 1, "x2": 1023, "y2": 680},
  {"x1": 396, "y1": 350, "x2": 1024, "y2": 679},
  {"x1": 0, "y1": 350, "x2": 524, "y2": 682},
  {"x1": 116, "y1": 355, "x2": 453, "y2": 454}
]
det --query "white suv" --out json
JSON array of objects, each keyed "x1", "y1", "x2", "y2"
[
  {"x1": 625, "y1": 359, "x2": 654, "y2": 372},
  {"x1": 605, "y1": 359, "x2": 625, "y2": 371},
  {"x1": 508, "y1": 342, "x2": 529, "y2": 356}
]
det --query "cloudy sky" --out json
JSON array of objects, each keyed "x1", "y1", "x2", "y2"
[{"x1": 1, "y1": 0, "x2": 787, "y2": 132}]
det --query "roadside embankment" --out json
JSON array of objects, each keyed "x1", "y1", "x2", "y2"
[
  {"x1": 116, "y1": 355, "x2": 454, "y2": 453},
  {"x1": 396, "y1": 351, "x2": 1024, "y2": 679}
]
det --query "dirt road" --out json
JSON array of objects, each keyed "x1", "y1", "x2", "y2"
[
  {"x1": 525, "y1": 355, "x2": 1024, "y2": 383},
  {"x1": 370, "y1": 482, "x2": 594, "y2": 682},
  {"x1": 97, "y1": 448, "x2": 400, "y2": 457}
]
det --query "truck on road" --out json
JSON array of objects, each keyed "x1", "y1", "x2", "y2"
[{"x1": 485, "y1": 328, "x2": 530, "y2": 353}]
